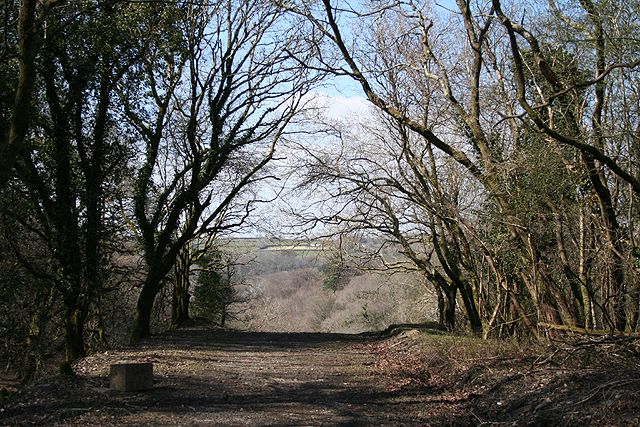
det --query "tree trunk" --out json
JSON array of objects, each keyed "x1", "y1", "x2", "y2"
[
  {"x1": 0, "y1": 0, "x2": 39, "y2": 190},
  {"x1": 431, "y1": 227, "x2": 482, "y2": 333},
  {"x1": 220, "y1": 306, "x2": 227, "y2": 327},
  {"x1": 454, "y1": 277, "x2": 482, "y2": 333},
  {"x1": 20, "y1": 290, "x2": 54, "y2": 382},
  {"x1": 579, "y1": 211, "x2": 596, "y2": 329},
  {"x1": 441, "y1": 284, "x2": 457, "y2": 331},
  {"x1": 507, "y1": 288, "x2": 541, "y2": 341},
  {"x1": 584, "y1": 153, "x2": 627, "y2": 331},
  {"x1": 94, "y1": 303, "x2": 110, "y2": 351},
  {"x1": 423, "y1": 267, "x2": 458, "y2": 330},
  {"x1": 436, "y1": 286, "x2": 445, "y2": 325},
  {"x1": 171, "y1": 288, "x2": 190, "y2": 327},
  {"x1": 130, "y1": 283, "x2": 159, "y2": 343},
  {"x1": 131, "y1": 249, "x2": 180, "y2": 343},
  {"x1": 629, "y1": 281, "x2": 640, "y2": 332},
  {"x1": 171, "y1": 246, "x2": 191, "y2": 327},
  {"x1": 172, "y1": 282, "x2": 191, "y2": 328},
  {"x1": 64, "y1": 307, "x2": 86, "y2": 362},
  {"x1": 431, "y1": 272, "x2": 458, "y2": 330}
]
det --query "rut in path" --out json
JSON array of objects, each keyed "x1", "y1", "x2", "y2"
[{"x1": 1, "y1": 326, "x2": 458, "y2": 426}]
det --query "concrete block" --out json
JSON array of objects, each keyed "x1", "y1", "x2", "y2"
[{"x1": 110, "y1": 362, "x2": 153, "y2": 392}]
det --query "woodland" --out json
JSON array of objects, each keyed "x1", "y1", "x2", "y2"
[{"x1": 1, "y1": 0, "x2": 640, "y2": 384}]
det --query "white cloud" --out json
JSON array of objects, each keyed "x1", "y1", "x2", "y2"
[{"x1": 300, "y1": 91, "x2": 372, "y2": 123}]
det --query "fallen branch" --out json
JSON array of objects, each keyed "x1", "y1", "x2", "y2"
[{"x1": 539, "y1": 323, "x2": 640, "y2": 338}]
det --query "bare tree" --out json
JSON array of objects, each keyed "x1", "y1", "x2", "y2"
[
  {"x1": 123, "y1": 0, "x2": 321, "y2": 342},
  {"x1": 290, "y1": 103, "x2": 485, "y2": 331}
]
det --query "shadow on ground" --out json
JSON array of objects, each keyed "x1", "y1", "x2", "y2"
[{"x1": 0, "y1": 326, "x2": 470, "y2": 427}]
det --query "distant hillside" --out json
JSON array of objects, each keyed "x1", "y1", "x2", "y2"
[{"x1": 222, "y1": 237, "x2": 326, "y2": 253}]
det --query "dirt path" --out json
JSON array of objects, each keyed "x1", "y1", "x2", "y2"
[
  {"x1": 4, "y1": 325, "x2": 638, "y2": 426},
  {"x1": 0, "y1": 326, "x2": 456, "y2": 426}
]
